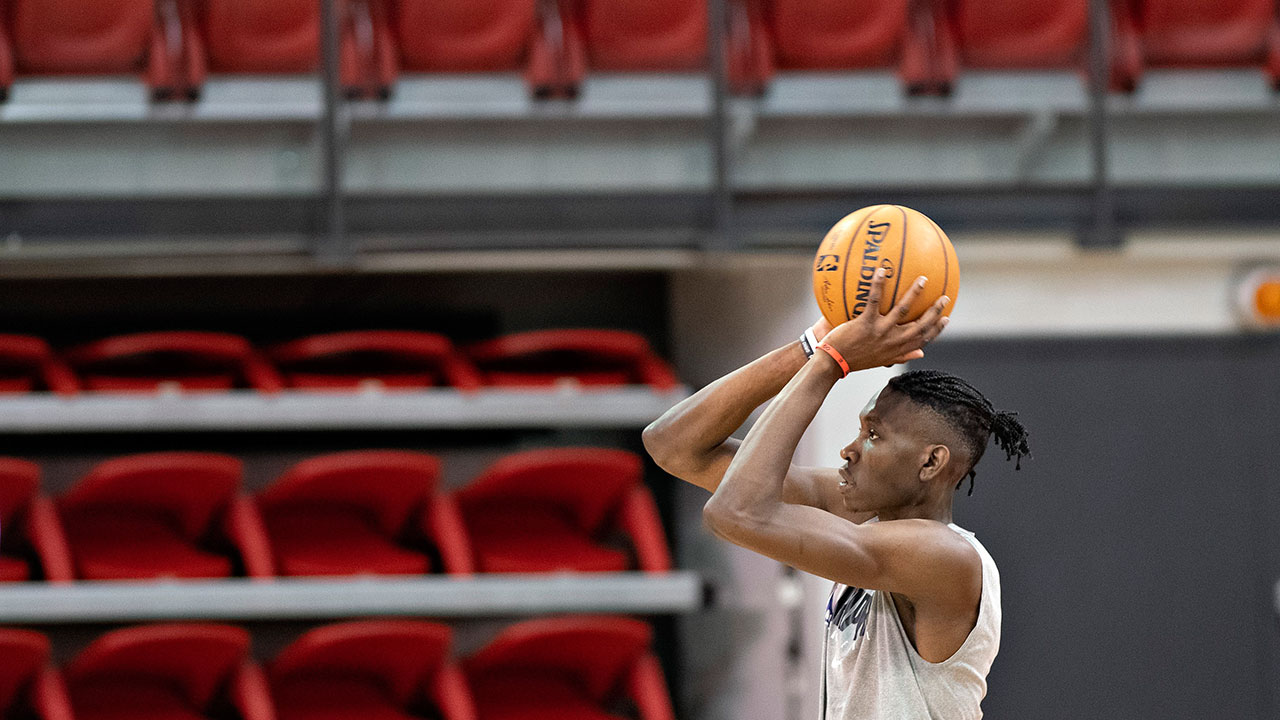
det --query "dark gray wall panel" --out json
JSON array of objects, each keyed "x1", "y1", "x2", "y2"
[{"x1": 917, "y1": 337, "x2": 1280, "y2": 720}]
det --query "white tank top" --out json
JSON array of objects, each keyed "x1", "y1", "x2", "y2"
[{"x1": 822, "y1": 523, "x2": 1001, "y2": 720}]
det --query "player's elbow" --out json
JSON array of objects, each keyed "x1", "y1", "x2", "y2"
[
  {"x1": 642, "y1": 419, "x2": 689, "y2": 477},
  {"x1": 701, "y1": 495, "x2": 734, "y2": 539},
  {"x1": 701, "y1": 494, "x2": 753, "y2": 542}
]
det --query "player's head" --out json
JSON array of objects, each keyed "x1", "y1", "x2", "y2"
[{"x1": 837, "y1": 369, "x2": 1030, "y2": 513}]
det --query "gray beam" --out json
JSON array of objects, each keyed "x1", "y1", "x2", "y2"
[
  {"x1": 705, "y1": 0, "x2": 735, "y2": 250},
  {"x1": 316, "y1": 0, "x2": 350, "y2": 264},
  {"x1": 0, "y1": 387, "x2": 690, "y2": 433},
  {"x1": 0, "y1": 573, "x2": 704, "y2": 622}
]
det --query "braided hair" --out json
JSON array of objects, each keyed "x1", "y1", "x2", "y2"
[{"x1": 886, "y1": 369, "x2": 1031, "y2": 496}]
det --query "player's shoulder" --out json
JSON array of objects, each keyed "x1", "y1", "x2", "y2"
[
  {"x1": 876, "y1": 519, "x2": 981, "y2": 575},
  {"x1": 876, "y1": 520, "x2": 982, "y2": 608}
]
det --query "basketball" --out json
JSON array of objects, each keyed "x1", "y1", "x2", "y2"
[{"x1": 812, "y1": 205, "x2": 960, "y2": 328}]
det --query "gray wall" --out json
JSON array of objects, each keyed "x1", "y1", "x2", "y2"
[{"x1": 917, "y1": 337, "x2": 1280, "y2": 720}]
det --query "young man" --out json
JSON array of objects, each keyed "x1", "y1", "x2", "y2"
[{"x1": 643, "y1": 269, "x2": 1029, "y2": 719}]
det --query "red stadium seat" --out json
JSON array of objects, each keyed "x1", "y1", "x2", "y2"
[
  {"x1": 268, "y1": 620, "x2": 476, "y2": 720},
  {"x1": 64, "y1": 624, "x2": 274, "y2": 720},
  {"x1": 57, "y1": 452, "x2": 273, "y2": 580},
  {"x1": 193, "y1": 0, "x2": 395, "y2": 98},
  {"x1": 572, "y1": 0, "x2": 707, "y2": 71},
  {"x1": 0, "y1": 0, "x2": 200, "y2": 98},
  {"x1": 256, "y1": 450, "x2": 473, "y2": 577},
  {"x1": 454, "y1": 448, "x2": 670, "y2": 574},
  {"x1": 465, "y1": 329, "x2": 678, "y2": 390},
  {"x1": 268, "y1": 331, "x2": 482, "y2": 391},
  {"x1": 755, "y1": 0, "x2": 943, "y2": 92},
  {"x1": 0, "y1": 458, "x2": 74, "y2": 582},
  {"x1": 388, "y1": 0, "x2": 577, "y2": 98},
  {"x1": 62, "y1": 332, "x2": 283, "y2": 394},
  {"x1": 391, "y1": 0, "x2": 533, "y2": 71},
  {"x1": 0, "y1": 630, "x2": 74, "y2": 720},
  {"x1": 0, "y1": 335, "x2": 77, "y2": 395},
  {"x1": 1115, "y1": 0, "x2": 1280, "y2": 89},
  {"x1": 942, "y1": 0, "x2": 1089, "y2": 69},
  {"x1": 463, "y1": 616, "x2": 674, "y2": 720},
  {"x1": 556, "y1": 0, "x2": 766, "y2": 94}
]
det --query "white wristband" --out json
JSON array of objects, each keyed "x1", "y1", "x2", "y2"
[{"x1": 799, "y1": 327, "x2": 819, "y2": 359}]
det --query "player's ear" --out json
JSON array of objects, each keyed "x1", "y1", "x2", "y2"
[{"x1": 919, "y1": 444, "x2": 951, "y2": 482}]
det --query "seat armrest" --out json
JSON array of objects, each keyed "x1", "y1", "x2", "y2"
[
  {"x1": 423, "y1": 495, "x2": 475, "y2": 576},
  {"x1": 25, "y1": 498, "x2": 74, "y2": 583},
  {"x1": 431, "y1": 663, "x2": 479, "y2": 720},
  {"x1": 32, "y1": 668, "x2": 76, "y2": 720},
  {"x1": 231, "y1": 663, "x2": 278, "y2": 720},
  {"x1": 627, "y1": 654, "x2": 676, "y2": 720},
  {"x1": 617, "y1": 486, "x2": 672, "y2": 572},
  {"x1": 224, "y1": 496, "x2": 276, "y2": 579}
]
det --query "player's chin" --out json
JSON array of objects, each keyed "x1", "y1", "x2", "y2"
[{"x1": 838, "y1": 484, "x2": 862, "y2": 511}]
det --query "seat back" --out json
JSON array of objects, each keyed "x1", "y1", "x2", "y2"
[
  {"x1": 9, "y1": 0, "x2": 152, "y2": 73},
  {"x1": 63, "y1": 332, "x2": 281, "y2": 392},
  {"x1": 65, "y1": 623, "x2": 250, "y2": 711},
  {"x1": 269, "y1": 620, "x2": 452, "y2": 708},
  {"x1": 0, "y1": 458, "x2": 39, "y2": 526},
  {"x1": 60, "y1": 453, "x2": 242, "y2": 539},
  {"x1": 269, "y1": 331, "x2": 481, "y2": 390},
  {"x1": 392, "y1": 0, "x2": 536, "y2": 71},
  {"x1": 467, "y1": 329, "x2": 677, "y2": 389},
  {"x1": 1136, "y1": 0, "x2": 1275, "y2": 65},
  {"x1": 463, "y1": 616, "x2": 649, "y2": 704},
  {"x1": 455, "y1": 448, "x2": 640, "y2": 534},
  {"x1": 199, "y1": 0, "x2": 320, "y2": 72},
  {"x1": 259, "y1": 451, "x2": 440, "y2": 536},
  {"x1": 0, "y1": 629, "x2": 50, "y2": 714},
  {"x1": 764, "y1": 0, "x2": 909, "y2": 69},
  {"x1": 951, "y1": 0, "x2": 1088, "y2": 68},
  {"x1": 578, "y1": 0, "x2": 707, "y2": 71}
]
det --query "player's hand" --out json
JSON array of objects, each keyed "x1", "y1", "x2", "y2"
[{"x1": 819, "y1": 268, "x2": 950, "y2": 373}]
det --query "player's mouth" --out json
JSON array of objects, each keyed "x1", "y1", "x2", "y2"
[{"x1": 838, "y1": 466, "x2": 853, "y2": 488}]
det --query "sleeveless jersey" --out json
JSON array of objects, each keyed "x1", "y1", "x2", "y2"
[{"x1": 822, "y1": 523, "x2": 1001, "y2": 720}]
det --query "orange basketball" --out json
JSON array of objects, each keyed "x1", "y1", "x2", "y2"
[{"x1": 812, "y1": 205, "x2": 959, "y2": 328}]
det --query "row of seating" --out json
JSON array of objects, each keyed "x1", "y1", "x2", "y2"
[
  {"x1": 0, "y1": 616, "x2": 674, "y2": 720},
  {"x1": 0, "y1": 329, "x2": 679, "y2": 394},
  {"x1": 0, "y1": 448, "x2": 671, "y2": 581},
  {"x1": 1, "y1": 0, "x2": 1277, "y2": 100}
]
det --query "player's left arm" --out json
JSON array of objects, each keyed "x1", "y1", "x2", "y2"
[{"x1": 703, "y1": 270, "x2": 963, "y2": 600}]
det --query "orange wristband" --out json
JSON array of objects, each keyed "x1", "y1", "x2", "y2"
[{"x1": 815, "y1": 342, "x2": 850, "y2": 378}]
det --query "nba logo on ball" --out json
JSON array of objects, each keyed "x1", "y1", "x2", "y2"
[{"x1": 811, "y1": 205, "x2": 960, "y2": 328}]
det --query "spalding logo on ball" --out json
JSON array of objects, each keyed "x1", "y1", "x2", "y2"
[{"x1": 812, "y1": 205, "x2": 959, "y2": 328}]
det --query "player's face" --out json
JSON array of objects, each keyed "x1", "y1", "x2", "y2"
[{"x1": 836, "y1": 388, "x2": 928, "y2": 512}]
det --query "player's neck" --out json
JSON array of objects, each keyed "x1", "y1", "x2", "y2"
[{"x1": 876, "y1": 496, "x2": 953, "y2": 524}]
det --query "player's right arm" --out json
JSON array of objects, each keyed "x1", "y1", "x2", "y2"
[{"x1": 642, "y1": 323, "x2": 912, "y2": 516}]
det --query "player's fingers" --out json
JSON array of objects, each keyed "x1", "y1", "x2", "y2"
[
  {"x1": 884, "y1": 349, "x2": 925, "y2": 367},
  {"x1": 910, "y1": 295, "x2": 950, "y2": 335},
  {"x1": 862, "y1": 268, "x2": 887, "y2": 320},
  {"x1": 890, "y1": 276, "x2": 928, "y2": 323},
  {"x1": 920, "y1": 315, "x2": 950, "y2": 346}
]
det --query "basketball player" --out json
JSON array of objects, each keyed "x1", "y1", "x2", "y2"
[{"x1": 643, "y1": 269, "x2": 1029, "y2": 719}]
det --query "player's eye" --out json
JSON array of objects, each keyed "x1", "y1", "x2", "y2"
[{"x1": 867, "y1": 428, "x2": 878, "y2": 441}]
